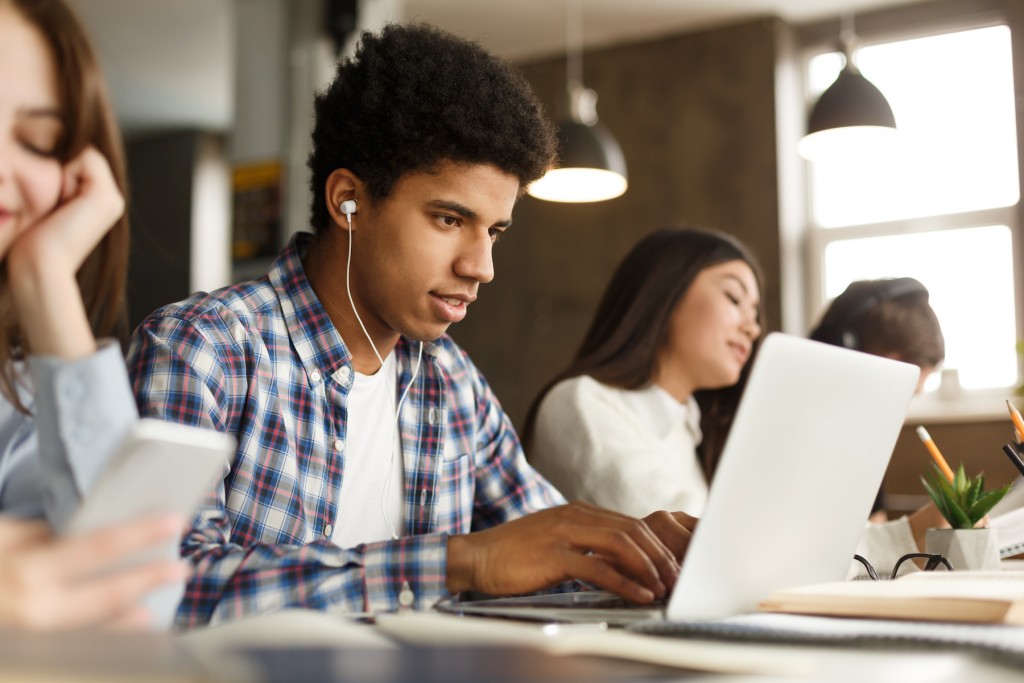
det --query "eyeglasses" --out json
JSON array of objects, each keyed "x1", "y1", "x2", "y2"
[{"x1": 852, "y1": 553, "x2": 953, "y2": 581}]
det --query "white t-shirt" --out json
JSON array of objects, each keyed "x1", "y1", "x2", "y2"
[
  {"x1": 332, "y1": 351, "x2": 405, "y2": 547},
  {"x1": 529, "y1": 375, "x2": 708, "y2": 517}
]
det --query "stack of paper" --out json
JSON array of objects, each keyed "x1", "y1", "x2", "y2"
[{"x1": 991, "y1": 506, "x2": 1024, "y2": 558}]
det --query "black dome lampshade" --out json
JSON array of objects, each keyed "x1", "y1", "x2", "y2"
[
  {"x1": 528, "y1": 117, "x2": 629, "y2": 203},
  {"x1": 798, "y1": 19, "x2": 898, "y2": 161},
  {"x1": 526, "y1": 0, "x2": 628, "y2": 203}
]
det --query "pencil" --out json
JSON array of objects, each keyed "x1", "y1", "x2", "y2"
[
  {"x1": 1002, "y1": 444, "x2": 1024, "y2": 479},
  {"x1": 1007, "y1": 400, "x2": 1024, "y2": 442},
  {"x1": 916, "y1": 426, "x2": 955, "y2": 482}
]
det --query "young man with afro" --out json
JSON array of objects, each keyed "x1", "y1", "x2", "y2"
[{"x1": 128, "y1": 23, "x2": 693, "y2": 628}]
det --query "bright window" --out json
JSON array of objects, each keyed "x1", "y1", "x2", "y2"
[{"x1": 806, "y1": 25, "x2": 1020, "y2": 391}]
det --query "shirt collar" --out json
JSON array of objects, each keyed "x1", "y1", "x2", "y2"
[
  {"x1": 268, "y1": 233, "x2": 438, "y2": 380},
  {"x1": 268, "y1": 233, "x2": 353, "y2": 381}
]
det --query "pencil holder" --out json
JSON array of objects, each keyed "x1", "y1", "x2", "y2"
[{"x1": 924, "y1": 527, "x2": 1000, "y2": 571}]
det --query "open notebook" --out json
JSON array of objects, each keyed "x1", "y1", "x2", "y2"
[{"x1": 439, "y1": 333, "x2": 919, "y2": 625}]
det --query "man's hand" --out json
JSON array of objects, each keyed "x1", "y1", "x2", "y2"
[
  {"x1": 0, "y1": 515, "x2": 187, "y2": 631},
  {"x1": 641, "y1": 509, "x2": 697, "y2": 561},
  {"x1": 446, "y1": 501, "x2": 691, "y2": 604}
]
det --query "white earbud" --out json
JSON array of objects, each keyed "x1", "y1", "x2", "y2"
[{"x1": 339, "y1": 198, "x2": 356, "y2": 228}]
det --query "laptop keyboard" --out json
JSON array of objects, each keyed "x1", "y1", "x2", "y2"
[{"x1": 558, "y1": 592, "x2": 668, "y2": 610}]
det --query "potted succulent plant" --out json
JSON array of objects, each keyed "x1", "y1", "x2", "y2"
[{"x1": 921, "y1": 463, "x2": 1013, "y2": 570}]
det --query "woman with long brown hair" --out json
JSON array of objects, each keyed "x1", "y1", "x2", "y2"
[
  {"x1": 0, "y1": 0, "x2": 182, "y2": 630},
  {"x1": 524, "y1": 227, "x2": 765, "y2": 517}
]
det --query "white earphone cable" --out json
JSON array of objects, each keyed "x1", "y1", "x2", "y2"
[
  {"x1": 382, "y1": 341, "x2": 423, "y2": 538},
  {"x1": 343, "y1": 208, "x2": 423, "y2": 540},
  {"x1": 345, "y1": 211, "x2": 387, "y2": 371}
]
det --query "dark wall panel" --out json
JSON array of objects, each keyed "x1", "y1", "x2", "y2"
[
  {"x1": 126, "y1": 130, "x2": 198, "y2": 329},
  {"x1": 451, "y1": 18, "x2": 784, "y2": 430}
]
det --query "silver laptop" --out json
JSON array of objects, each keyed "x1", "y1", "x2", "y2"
[{"x1": 438, "y1": 333, "x2": 919, "y2": 624}]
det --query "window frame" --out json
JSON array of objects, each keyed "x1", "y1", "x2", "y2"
[{"x1": 793, "y1": 1, "x2": 1024, "y2": 409}]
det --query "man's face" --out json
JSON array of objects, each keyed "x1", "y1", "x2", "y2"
[{"x1": 346, "y1": 160, "x2": 520, "y2": 342}]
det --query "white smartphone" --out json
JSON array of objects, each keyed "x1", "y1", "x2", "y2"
[{"x1": 67, "y1": 418, "x2": 235, "y2": 535}]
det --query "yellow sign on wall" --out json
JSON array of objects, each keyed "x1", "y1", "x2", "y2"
[{"x1": 232, "y1": 160, "x2": 283, "y2": 260}]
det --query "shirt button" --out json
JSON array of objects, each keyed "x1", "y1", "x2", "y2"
[
  {"x1": 334, "y1": 439, "x2": 344, "y2": 452},
  {"x1": 324, "y1": 523, "x2": 334, "y2": 537},
  {"x1": 310, "y1": 370, "x2": 322, "y2": 383},
  {"x1": 428, "y1": 407, "x2": 438, "y2": 425},
  {"x1": 399, "y1": 581, "x2": 415, "y2": 609},
  {"x1": 338, "y1": 366, "x2": 352, "y2": 383}
]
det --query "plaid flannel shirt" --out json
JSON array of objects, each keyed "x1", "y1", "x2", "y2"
[{"x1": 127, "y1": 233, "x2": 564, "y2": 628}]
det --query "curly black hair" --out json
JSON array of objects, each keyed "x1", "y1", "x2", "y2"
[{"x1": 308, "y1": 22, "x2": 557, "y2": 232}]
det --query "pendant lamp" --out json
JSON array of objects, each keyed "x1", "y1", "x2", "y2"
[
  {"x1": 798, "y1": 15, "x2": 897, "y2": 161},
  {"x1": 527, "y1": 0, "x2": 627, "y2": 203}
]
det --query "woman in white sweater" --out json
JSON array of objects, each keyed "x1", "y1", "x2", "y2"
[
  {"x1": 527, "y1": 234, "x2": 949, "y2": 576},
  {"x1": 524, "y1": 227, "x2": 764, "y2": 517}
]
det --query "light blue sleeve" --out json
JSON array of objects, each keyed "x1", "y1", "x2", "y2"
[
  {"x1": 0, "y1": 396, "x2": 44, "y2": 518},
  {"x1": 27, "y1": 340, "x2": 139, "y2": 532},
  {"x1": 0, "y1": 342, "x2": 182, "y2": 630}
]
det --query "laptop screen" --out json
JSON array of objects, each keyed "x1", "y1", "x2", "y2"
[{"x1": 665, "y1": 333, "x2": 918, "y2": 620}]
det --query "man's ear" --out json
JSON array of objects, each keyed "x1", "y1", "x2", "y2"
[{"x1": 325, "y1": 169, "x2": 363, "y2": 231}]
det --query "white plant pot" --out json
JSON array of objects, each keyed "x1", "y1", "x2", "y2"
[{"x1": 924, "y1": 528, "x2": 1001, "y2": 571}]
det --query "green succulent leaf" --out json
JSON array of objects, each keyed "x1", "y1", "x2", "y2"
[
  {"x1": 953, "y1": 463, "x2": 967, "y2": 496},
  {"x1": 921, "y1": 476, "x2": 955, "y2": 524},
  {"x1": 966, "y1": 483, "x2": 1013, "y2": 524},
  {"x1": 946, "y1": 499, "x2": 972, "y2": 529},
  {"x1": 966, "y1": 475, "x2": 984, "y2": 507},
  {"x1": 931, "y1": 465, "x2": 960, "y2": 500},
  {"x1": 923, "y1": 468, "x2": 973, "y2": 529},
  {"x1": 921, "y1": 462, "x2": 1015, "y2": 529}
]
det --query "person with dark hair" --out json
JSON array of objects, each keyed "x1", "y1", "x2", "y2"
[
  {"x1": 524, "y1": 227, "x2": 765, "y2": 517},
  {"x1": 809, "y1": 277, "x2": 944, "y2": 394},
  {"x1": 128, "y1": 23, "x2": 692, "y2": 628},
  {"x1": 0, "y1": 0, "x2": 185, "y2": 629},
  {"x1": 809, "y1": 278, "x2": 948, "y2": 575}
]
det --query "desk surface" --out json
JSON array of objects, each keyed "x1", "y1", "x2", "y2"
[{"x1": 2, "y1": 611, "x2": 1022, "y2": 683}]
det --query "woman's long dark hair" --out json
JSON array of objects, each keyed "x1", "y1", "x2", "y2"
[
  {"x1": 522, "y1": 227, "x2": 766, "y2": 481},
  {"x1": 0, "y1": 0, "x2": 129, "y2": 411}
]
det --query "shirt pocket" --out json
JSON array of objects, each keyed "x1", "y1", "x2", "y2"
[{"x1": 433, "y1": 451, "x2": 472, "y2": 534}]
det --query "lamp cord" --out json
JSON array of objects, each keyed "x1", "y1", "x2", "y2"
[
  {"x1": 566, "y1": 0, "x2": 582, "y2": 95},
  {"x1": 839, "y1": 11, "x2": 858, "y2": 71}
]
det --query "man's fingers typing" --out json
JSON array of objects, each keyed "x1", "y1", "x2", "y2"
[
  {"x1": 642, "y1": 509, "x2": 696, "y2": 563},
  {"x1": 558, "y1": 551, "x2": 656, "y2": 605}
]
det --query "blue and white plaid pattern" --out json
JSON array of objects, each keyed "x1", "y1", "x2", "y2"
[{"x1": 127, "y1": 233, "x2": 564, "y2": 628}]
